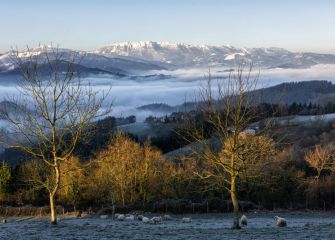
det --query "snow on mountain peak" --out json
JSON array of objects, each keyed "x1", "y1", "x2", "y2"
[
  {"x1": 2, "y1": 41, "x2": 335, "y2": 73},
  {"x1": 92, "y1": 41, "x2": 335, "y2": 68}
]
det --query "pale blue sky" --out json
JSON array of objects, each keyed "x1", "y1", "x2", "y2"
[{"x1": 1, "y1": 0, "x2": 334, "y2": 53}]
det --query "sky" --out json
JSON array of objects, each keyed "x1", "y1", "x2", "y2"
[{"x1": 1, "y1": 0, "x2": 335, "y2": 53}]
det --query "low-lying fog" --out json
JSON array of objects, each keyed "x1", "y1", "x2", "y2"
[{"x1": 1, "y1": 64, "x2": 335, "y2": 121}]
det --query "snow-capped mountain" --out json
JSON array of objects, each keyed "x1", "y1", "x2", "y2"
[
  {"x1": 94, "y1": 41, "x2": 243, "y2": 68},
  {"x1": 1, "y1": 41, "x2": 335, "y2": 76},
  {"x1": 0, "y1": 45, "x2": 165, "y2": 76},
  {"x1": 94, "y1": 41, "x2": 335, "y2": 69}
]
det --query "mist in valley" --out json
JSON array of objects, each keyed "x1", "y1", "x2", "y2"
[{"x1": 2, "y1": 64, "x2": 335, "y2": 121}]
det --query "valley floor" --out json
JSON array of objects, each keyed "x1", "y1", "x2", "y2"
[{"x1": 1, "y1": 212, "x2": 335, "y2": 240}]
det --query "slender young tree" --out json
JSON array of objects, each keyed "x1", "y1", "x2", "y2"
[{"x1": 0, "y1": 45, "x2": 110, "y2": 224}]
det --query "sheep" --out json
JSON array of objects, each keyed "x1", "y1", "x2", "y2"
[
  {"x1": 142, "y1": 216, "x2": 151, "y2": 223},
  {"x1": 163, "y1": 214, "x2": 173, "y2": 221},
  {"x1": 137, "y1": 215, "x2": 144, "y2": 221},
  {"x1": 239, "y1": 215, "x2": 248, "y2": 226},
  {"x1": 274, "y1": 216, "x2": 287, "y2": 227},
  {"x1": 2, "y1": 219, "x2": 7, "y2": 224},
  {"x1": 100, "y1": 215, "x2": 108, "y2": 219},
  {"x1": 117, "y1": 214, "x2": 125, "y2": 221},
  {"x1": 79, "y1": 211, "x2": 89, "y2": 218},
  {"x1": 125, "y1": 214, "x2": 135, "y2": 221},
  {"x1": 182, "y1": 217, "x2": 192, "y2": 223},
  {"x1": 151, "y1": 216, "x2": 162, "y2": 224}
]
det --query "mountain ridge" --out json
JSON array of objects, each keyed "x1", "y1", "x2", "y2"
[
  {"x1": 1, "y1": 41, "x2": 335, "y2": 74},
  {"x1": 137, "y1": 80, "x2": 335, "y2": 114},
  {"x1": 93, "y1": 41, "x2": 335, "y2": 69}
]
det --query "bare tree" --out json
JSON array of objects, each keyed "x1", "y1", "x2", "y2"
[
  {"x1": 182, "y1": 64, "x2": 276, "y2": 229},
  {"x1": 0, "y1": 45, "x2": 110, "y2": 224}
]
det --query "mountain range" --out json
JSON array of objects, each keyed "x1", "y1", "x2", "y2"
[
  {"x1": 95, "y1": 41, "x2": 335, "y2": 69},
  {"x1": 1, "y1": 41, "x2": 335, "y2": 77}
]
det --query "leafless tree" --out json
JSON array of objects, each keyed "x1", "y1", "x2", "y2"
[
  {"x1": 0, "y1": 45, "x2": 111, "y2": 224},
  {"x1": 182, "y1": 63, "x2": 276, "y2": 229}
]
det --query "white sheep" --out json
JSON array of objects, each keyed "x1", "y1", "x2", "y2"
[
  {"x1": 142, "y1": 216, "x2": 151, "y2": 223},
  {"x1": 151, "y1": 216, "x2": 162, "y2": 224},
  {"x1": 125, "y1": 214, "x2": 135, "y2": 221},
  {"x1": 274, "y1": 216, "x2": 287, "y2": 227},
  {"x1": 163, "y1": 214, "x2": 173, "y2": 220},
  {"x1": 182, "y1": 217, "x2": 192, "y2": 223},
  {"x1": 80, "y1": 212, "x2": 89, "y2": 218},
  {"x1": 117, "y1": 214, "x2": 125, "y2": 221},
  {"x1": 239, "y1": 215, "x2": 248, "y2": 226},
  {"x1": 100, "y1": 215, "x2": 108, "y2": 219},
  {"x1": 137, "y1": 215, "x2": 144, "y2": 221}
]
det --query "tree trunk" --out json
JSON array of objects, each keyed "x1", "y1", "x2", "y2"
[
  {"x1": 50, "y1": 193, "x2": 57, "y2": 225},
  {"x1": 230, "y1": 175, "x2": 240, "y2": 229},
  {"x1": 50, "y1": 162, "x2": 60, "y2": 225}
]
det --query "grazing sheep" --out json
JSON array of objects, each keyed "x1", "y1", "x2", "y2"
[
  {"x1": 142, "y1": 216, "x2": 150, "y2": 223},
  {"x1": 100, "y1": 215, "x2": 108, "y2": 219},
  {"x1": 117, "y1": 214, "x2": 125, "y2": 221},
  {"x1": 114, "y1": 213, "x2": 121, "y2": 218},
  {"x1": 239, "y1": 215, "x2": 248, "y2": 226},
  {"x1": 143, "y1": 217, "x2": 152, "y2": 223},
  {"x1": 182, "y1": 217, "x2": 192, "y2": 223},
  {"x1": 163, "y1": 214, "x2": 173, "y2": 221},
  {"x1": 2, "y1": 219, "x2": 7, "y2": 224},
  {"x1": 151, "y1": 216, "x2": 162, "y2": 224},
  {"x1": 125, "y1": 215, "x2": 135, "y2": 221},
  {"x1": 80, "y1": 212, "x2": 89, "y2": 218},
  {"x1": 274, "y1": 216, "x2": 287, "y2": 227}
]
